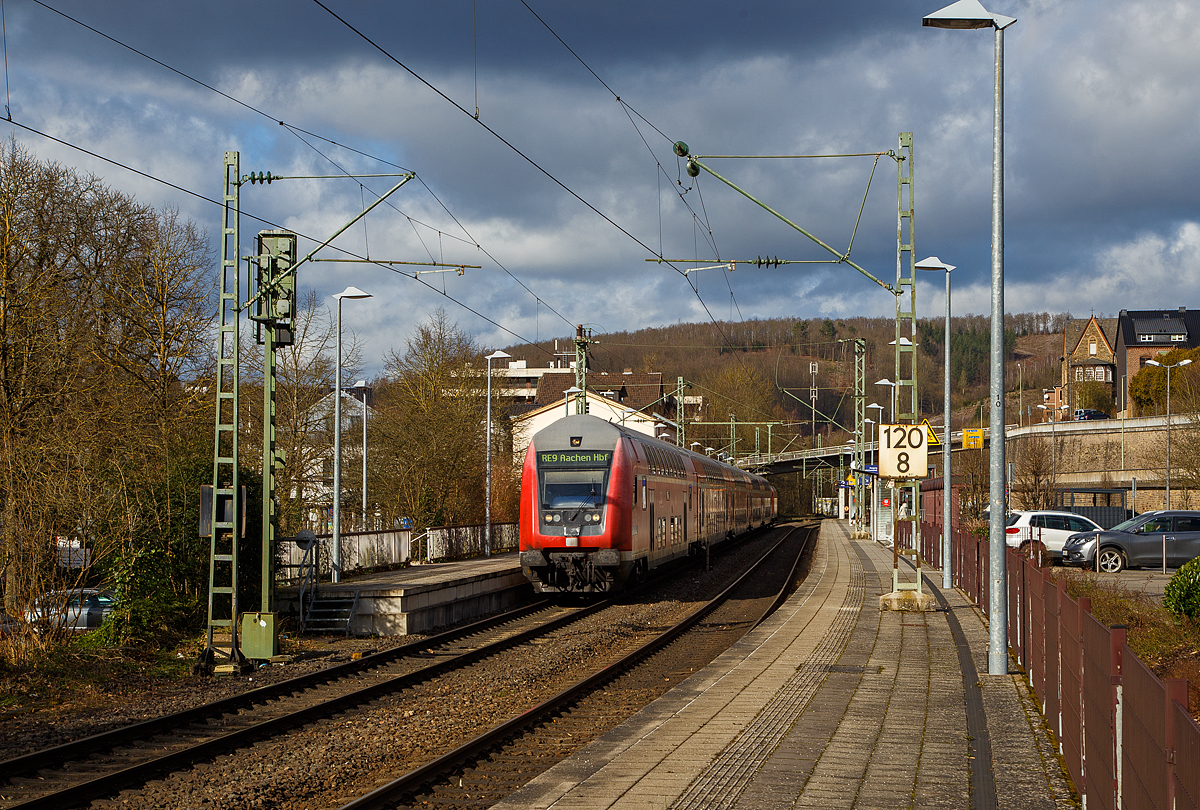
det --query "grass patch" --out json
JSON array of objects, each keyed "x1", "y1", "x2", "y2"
[
  {"x1": 0, "y1": 630, "x2": 205, "y2": 714},
  {"x1": 1057, "y1": 570, "x2": 1200, "y2": 717}
]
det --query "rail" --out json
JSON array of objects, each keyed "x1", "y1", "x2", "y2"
[{"x1": 337, "y1": 524, "x2": 815, "y2": 810}]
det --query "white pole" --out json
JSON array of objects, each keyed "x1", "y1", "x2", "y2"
[
  {"x1": 486, "y1": 357, "x2": 494, "y2": 557},
  {"x1": 361, "y1": 387, "x2": 367, "y2": 531},
  {"x1": 987, "y1": 22, "x2": 1008, "y2": 675},
  {"x1": 942, "y1": 268, "x2": 952, "y2": 589},
  {"x1": 333, "y1": 299, "x2": 343, "y2": 583}
]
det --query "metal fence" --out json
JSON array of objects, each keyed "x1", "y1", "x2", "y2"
[
  {"x1": 895, "y1": 519, "x2": 1200, "y2": 809},
  {"x1": 420, "y1": 523, "x2": 518, "y2": 562},
  {"x1": 277, "y1": 522, "x2": 519, "y2": 581}
]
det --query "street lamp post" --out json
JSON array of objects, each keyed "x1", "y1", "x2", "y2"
[
  {"x1": 564, "y1": 386, "x2": 582, "y2": 417},
  {"x1": 1146, "y1": 358, "x2": 1192, "y2": 511},
  {"x1": 353, "y1": 380, "x2": 369, "y2": 531},
  {"x1": 867, "y1": 403, "x2": 885, "y2": 542},
  {"x1": 916, "y1": 257, "x2": 955, "y2": 587},
  {"x1": 331, "y1": 286, "x2": 372, "y2": 583},
  {"x1": 485, "y1": 350, "x2": 511, "y2": 558},
  {"x1": 1036, "y1": 403, "x2": 1067, "y2": 494},
  {"x1": 874, "y1": 380, "x2": 897, "y2": 423},
  {"x1": 924, "y1": 0, "x2": 1017, "y2": 677}
]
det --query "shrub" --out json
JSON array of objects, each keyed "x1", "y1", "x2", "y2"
[{"x1": 1164, "y1": 557, "x2": 1200, "y2": 620}]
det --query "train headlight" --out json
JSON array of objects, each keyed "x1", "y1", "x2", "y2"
[
  {"x1": 590, "y1": 513, "x2": 601, "y2": 523},
  {"x1": 553, "y1": 514, "x2": 562, "y2": 523},
  {"x1": 544, "y1": 513, "x2": 554, "y2": 523}
]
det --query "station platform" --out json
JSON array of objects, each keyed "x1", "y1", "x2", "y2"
[
  {"x1": 494, "y1": 520, "x2": 1075, "y2": 810},
  {"x1": 276, "y1": 552, "x2": 530, "y2": 635}
]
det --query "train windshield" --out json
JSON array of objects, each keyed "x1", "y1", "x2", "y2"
[
  {"x1": 537, "y1": 450, "x2": 612, "y2": 509},
  {"x1": 541, "y1": 469, "x2": 608, "y2": 509}
]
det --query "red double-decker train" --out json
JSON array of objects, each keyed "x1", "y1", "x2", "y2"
[{"x1": 518, "y1": 414, "x2": 777, "y2": 593}]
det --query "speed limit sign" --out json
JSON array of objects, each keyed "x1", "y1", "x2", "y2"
[{"x1": 878, "y1": 424, "x2": 928, "y2": 480}]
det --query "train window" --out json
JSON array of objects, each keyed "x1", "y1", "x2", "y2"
[
  {"x1": 540, "y1": 469, "x2": 607, "y2": 509},
  {"x1": 641, "y1": 478, "x2": 647, "y2": 510}
]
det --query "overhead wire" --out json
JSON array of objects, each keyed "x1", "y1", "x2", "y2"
[
  {"x1": 311, "y1": 0, "x2": 748, "y2": 361},
  {"x1": 33, "y1": 0, "x2": 753, "y2": 373},
  {"x1": 5, "y1": 117, "x2": 559, "y2": 360},
  {"x1": 31, "y1": 0, "x2": 580, "y2": 343}
]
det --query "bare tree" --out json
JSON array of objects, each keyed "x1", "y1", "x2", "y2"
[
  {"x1": 1011, "y1": 435, "x2": 1056, "y2": 510},
  {"x1": 372, "y1": 310, "x2": 488, "y2": 532}
]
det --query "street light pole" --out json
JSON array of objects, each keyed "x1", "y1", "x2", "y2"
[
  {"x1": 331, "y1": 286, "x2": 372, "y2": 583},
  {"x1": 485, "y1": 350, "x2": 511, "y2": 558},
  {"x1": 924, "y1": 0, "x2": 1017, "y2": 677},
  {"x1": 353, "y1": 380, "x2": 369, "y2": 530},
  {"x1": 1146, "y1": 358, "x2": 1192, "y2": 510},
  {"x1": 875, "y1": 380, "x2": 897, "y2": 423},
  {"x1": 867, "y1": 402, "x2": 885, "y2": 542},
  {"x1": 916, "y1": 257, "x2": 955, "y2": 588}
]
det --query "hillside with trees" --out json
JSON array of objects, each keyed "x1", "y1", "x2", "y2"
[{"x1": 502, "y1": 313, "x2": 1069, "y2": 454}]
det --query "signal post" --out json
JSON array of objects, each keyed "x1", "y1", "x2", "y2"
[{"x1": 877, "y1": 423, "x2": 934, "y2": 611}]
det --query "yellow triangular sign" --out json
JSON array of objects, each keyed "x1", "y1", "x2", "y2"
[{"x1": 921, "y1": 419, "x2": 941, "y2": 446}]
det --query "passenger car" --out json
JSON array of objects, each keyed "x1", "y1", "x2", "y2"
[
  {"x1": 1073, "y1": 409, "x2": 1110, "y2": 421},
  {"x1": 1062, "y1": 511, "x2": 1200, "y2": 572},
  {"x1": 1005, "y1": 510, "x2": 1103, "y2": 560},
  {"x1": 23, "y1": 588, "x2": 117, "y2": 632}
]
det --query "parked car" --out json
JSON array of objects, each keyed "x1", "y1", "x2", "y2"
[
  {"x1": 1062, "y1": 511, "x2": 1200, "y2": 572},
  {"x1": 1005, "y1": 510, "x2": 1104, "y2": 561},
  {"x1": 1073, "y1": 408, "x2": 1110, "y2": 421},
  {"x1": 23, "y1": 588, "x2": 117, "y2": 633}
]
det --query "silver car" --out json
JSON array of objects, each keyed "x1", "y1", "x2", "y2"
[
  {"x1": 24, "y1": 588, "x2": 117, "y2": 633},
  {"x1": 1062, "y1": 511, "x2": 1200, "y2": 572}
]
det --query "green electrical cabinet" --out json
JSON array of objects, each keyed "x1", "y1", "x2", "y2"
[{"x1": 239, "y1": 612, "x2": 279, "y2": 660}]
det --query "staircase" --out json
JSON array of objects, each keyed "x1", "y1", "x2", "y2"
[{"x1": 302, "y1": 591, "x2": 360, "y2": 636}]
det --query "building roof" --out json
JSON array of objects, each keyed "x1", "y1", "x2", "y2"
[
  {"x1": 1064, "y1": 316, "x2": 1118, "y2": 358},
  {"x1": 532, "y1": 370, "x2": 673, "y2": 416},
  {"x1": 1117, "y1": 307, "x2": 1200, "y2": 349}
]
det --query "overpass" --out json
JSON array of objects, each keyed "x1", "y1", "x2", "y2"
[{"x1": 740, "y1": 414, "x2": 1182, "y2": 510}]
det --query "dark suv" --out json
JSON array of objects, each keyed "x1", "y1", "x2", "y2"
[
  {"x1": 1062, "y1": 511, "x2": 1200, "y2": 572},
  {"x1": 1073, "y1": 408, "x2": 1110, "y2": 421}
]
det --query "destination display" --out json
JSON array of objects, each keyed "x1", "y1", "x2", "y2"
[{"x1": 538, "y1": 451, "x2": 613, "y2": 466}]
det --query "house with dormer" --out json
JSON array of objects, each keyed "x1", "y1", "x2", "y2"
[
  {"x1": 1114, "y1": 307, "x2": 1200, "y2": 411},
  {"x1": 1061, "y1": 315, "x2": 1118, "y2": 411}
]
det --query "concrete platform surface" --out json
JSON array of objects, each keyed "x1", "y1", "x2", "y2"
[
  {"x1": 276, "y1": 552, "x2": 529, "y2": 635},
  {"x1": 494, "y1": 520, "x2": 1075, "y2": 810}
]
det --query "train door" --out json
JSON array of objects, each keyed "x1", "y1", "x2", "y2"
[
  {"x1": 684, "y1": 485, "x2": 690, "y2": 548},
  {"x1": 648, "y1": 496, "x2": 655, "y2": 551}
]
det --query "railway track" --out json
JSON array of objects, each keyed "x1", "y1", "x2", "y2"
[
  {"x1": 336, "y1": 522, "x2": 816, "y2": 810},
  {"x1": 0, "y1": 599, "x2": 603, "y2": 809},
  {"x1": 0, "y1": 522, "x2": 809, "y2": 809}
]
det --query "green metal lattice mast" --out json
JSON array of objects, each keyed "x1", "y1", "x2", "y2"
[
  {"x1": 853, "y1": 338, "x2": 866, "y2": 527},
  {"x1": 200, "y1": 152, "x2": 245, "y2": 672},
  {"x1": 895, "y1": 133, "x2": 920, "y2": 518}
]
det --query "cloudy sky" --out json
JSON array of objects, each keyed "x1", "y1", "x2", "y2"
[{"x1": 8, "y1": 0, "x2": 1200, "y2": 373}]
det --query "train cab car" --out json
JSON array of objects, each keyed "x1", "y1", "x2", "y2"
[{"x1": 519, "y1": 414, "x2": 777, "y2": 594}]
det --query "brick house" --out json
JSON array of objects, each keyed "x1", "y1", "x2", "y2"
[
  {"x1": 1114, "y1": 307, "x2": 1200, "y2": 412},
  {"x1": 1061, "y1": 315, "x2": 1118, "y2": 413}
]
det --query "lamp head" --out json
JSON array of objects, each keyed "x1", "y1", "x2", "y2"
[
  {"x1": 1180, "y1": 359, "x2": 1194, "y2": 367},
  {"x1": 486, "y1": 350, "x2": 512, "y2": 361},
  {"x1": 914, "y1": 255, "x2": 956, "y2": 273},
  {"x1": 923, "y1": 0, "x2": 1015, "y2": 30},
  {"x1": 333, "y1": 286, "x2": 372, "y2": 300},
  {"x1": 1146, "y1": 360, "x2": 1162, "y2": 367}
]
